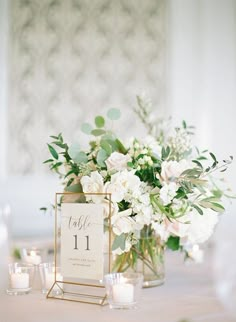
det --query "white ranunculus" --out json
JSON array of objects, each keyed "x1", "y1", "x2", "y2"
[
  {"x1": 159, "y1": 182, "x2": 178, "y2": 205},
  {"x1": 111, "y1": 209, "x2": 135, "y2": 236},
  {"x1": 159, "y1": 159, "x2": 190, "y2": 183},
  {"x1": 105, "y1": 152, "x2": 131, "y2": 171},
  {"x1": 80, "y1": 171, "x2": 105, "y2": 202}
]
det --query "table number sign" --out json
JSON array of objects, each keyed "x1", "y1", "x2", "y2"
[
  {"x1": 61, "y1": 203, "x2": 104, "y2": 280},
  {"x1": 47, "y1": 192, "x2": 112, "y2": 305}
]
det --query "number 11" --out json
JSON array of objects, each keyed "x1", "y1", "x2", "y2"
[{"x1": 73, "y1": 235, "x2": 90, "y2": 251}]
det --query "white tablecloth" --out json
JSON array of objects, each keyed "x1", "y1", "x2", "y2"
[{"x1": 0, "y1": 252, "x2": 234, "y2": 322}]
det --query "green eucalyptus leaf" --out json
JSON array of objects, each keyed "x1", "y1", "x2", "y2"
[
  {"x1": 107, "y1": 108, "x2": 121, "y2": 120},
  {"x1": 47, "y1": 144, "x2": 58, "y2": 160},
  {"x1": 91, "y1": 129, "x2": 106, "y2": 136},
  {"x1": 74, "y1": 151, "x2": 88, "y2": 164},
  {"x1": 95, "y1": 116, "x2": 105, "y2": 128},
  {"x1": 112, "y1": 233, "x2": 126, "y2": 251},
  {"x1": 97, "y1": 148, "x2": 108, "y2": 167},
  {"x1": 106, "y1": 139, "x2": 118, "y2": 151},
  {"x1": 65, "y1": 183, "x2": 83, "y2": 193},
  {"x1": 68, "y1": 143, "x2": 80, "y2": 160},
  {"x1": 81, "y1": 123, "x2": 93, "y2": 134},
  {"x1": 100, "y1": 140, "x2": 112, "y2": 155},
  {"x1": 127, "y1": 161, "x2": 134, "y2": 168}
]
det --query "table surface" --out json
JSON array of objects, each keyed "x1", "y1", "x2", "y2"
[{"x1": 0, "y1": 252, "x2": 234, "y2": 322}]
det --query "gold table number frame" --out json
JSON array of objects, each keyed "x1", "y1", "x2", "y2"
[{"x1": 47, "y1": 192, "x2": 112, "y2": 305}]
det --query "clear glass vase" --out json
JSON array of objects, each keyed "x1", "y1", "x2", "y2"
[{"x1": 112, "y1": 227, "x2": 165, "y2": 288}]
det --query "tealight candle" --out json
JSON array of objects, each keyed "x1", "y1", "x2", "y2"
[
  {"x1": 27, "y1": 250, "x2": 42, "y2": 265},
  {"x1": 10, "y1": 272, "x2": 29, "y2": 289},
  {"x1": 45, "y1": 272, "x2": 63, "y2": 291},
  {"x1": 7, "y1": 263, "x2": 34, "y2": 295},
  {"x1": 112, "y1": 283, "x2": 134, "y2": 303}
]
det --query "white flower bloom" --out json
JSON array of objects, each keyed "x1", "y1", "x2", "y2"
[
  {"x1": 135, "y1": 207, "x2": 152, "y2": 228},
  {"x1": 152, "y1": 222, "x2": 170, "y2": 241},
  {"x1": 101, "y1": 199, "x2": 118, "y2": 218},
  {"x1": 159, "y1": 159, "x2": 191, "y2": 183},
  {"x1": 80, "y1": 171, "x2": 105, "y2": 202},
  {"x1": 164, "y1": 217, "x2": 190, "y2": 238},
  {"x1": 107, "y1": 170, "x2": 141, "y2": 202},
  {"x1": 166, "y1": 208, "x2": 219, "y2": 244},
  {"x1": 142, "y1": 135, "x2": 162, "y2": 158},
  {"x1": 81, "y1": 171, "x2": 104, "y2": 193},
  {"x1": 184, "y1": 208, "x2": 219, "y2": 244},
  {"x1": 105, "y1": 152, "x2": 131, "y2": 171},
  {"x1": 105, "y1": 181, "x2": 126, "y2": 202},
  {"x1": 159, "y1": 182, "x2": 178, "y2": 205},
  {"x1": 111, "y1": 209, "x2": 135, "y2": 236}
]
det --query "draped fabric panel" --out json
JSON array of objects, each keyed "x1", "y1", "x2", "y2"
[{"x1": 8, "y1": 0, "x2": 167, "y2": 174}]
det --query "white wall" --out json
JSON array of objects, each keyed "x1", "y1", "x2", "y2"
[
  {"x1": 167, "y1": 0, "x2": 236, "y2": 192},
  {"x1": 0, "y1": 0, "x2": 8, "y2": 179}
]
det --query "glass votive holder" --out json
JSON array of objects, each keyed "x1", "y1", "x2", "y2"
[
  {"x1": 6, "y1": 263, "x2": 35, "y2": 295},
  {"x1": 39, "y1": 263, "x2": 63, "y2": 295},
  {"x1": 104, "y1": 272, "x2": 143, "y2": 309},
  {"x1": 21, "y1": 248, "x2": 43, "y2": 266}
]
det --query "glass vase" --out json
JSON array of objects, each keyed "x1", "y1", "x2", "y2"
[{"x1": 112, "y1": 227, "x2": 165, "y2": 288}]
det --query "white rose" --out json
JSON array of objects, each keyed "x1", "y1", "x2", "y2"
[
  {"x1": 105, "y1": 152, "x2": 131, "y2": 171},
  {"x1": 111, "y1": 209, "x2": 135, "y2": 236},
  {"x1": 80, "y1": 171, "x2": 105, "y2": 202},
  {"x1": 159, "y1": 160, "x2": 190, "y2": 183},
  {"x1": 101, "y1": 199, "x2": 118, "y2": 218},
  {"x1": 159, "y1": 182, "x2": 178, "y2": 205}
]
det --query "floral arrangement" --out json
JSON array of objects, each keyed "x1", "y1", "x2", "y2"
[{"x1": 44, "y1": 95, "x2": 232, "y2": 280}]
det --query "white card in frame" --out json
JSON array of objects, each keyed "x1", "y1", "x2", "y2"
[{"x1": 61, "y1": 203, "x2": 104, "y2": 281}]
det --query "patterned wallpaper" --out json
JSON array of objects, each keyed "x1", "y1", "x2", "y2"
[{"x1": 8, "y1": 0, "x2": 167, "y2": 174}]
